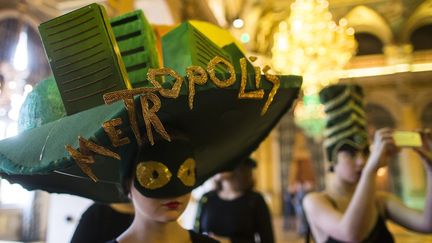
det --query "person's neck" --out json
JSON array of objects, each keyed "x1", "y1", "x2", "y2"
[
  {"x1": 330, "y1": 175, "x2": 356, "y2": 197},
  {"x1": 217, "y1": 181, "x2": 244, "y2": 200},
  {"x1": 117, "y1": 217, "x2": 189, "y2": 243}
]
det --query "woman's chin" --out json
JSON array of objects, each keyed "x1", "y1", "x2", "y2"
[{"x1": 158, "y1": 210, "x2": 184, "y2": 222}]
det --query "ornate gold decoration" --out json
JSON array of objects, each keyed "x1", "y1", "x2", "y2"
[
  {"x1": 272, "y1": 0, "x2": 356, "y2": 96},
  {"x1": 207, "y1": 56, "x2": 236, "y2": 88},
  {"x1": 271, "y1": 0, "x2": 357, "y2": 139},
  {"x1": 177, "y1": 158, "x2": 196, "y2": 187},
  {"x1": 103, "y1": 118, "x2": 131, "y2": 147},
  {"x1": 186, "y1": 66, "x2": 208, "y2": 110},
  {"x1": 136, "y1": 161, "x2": 172, "y2": 189}
]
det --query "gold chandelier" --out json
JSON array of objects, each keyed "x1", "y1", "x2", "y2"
[{"x1": 272, "y1": 0, "x2": 357, "y2": 138}]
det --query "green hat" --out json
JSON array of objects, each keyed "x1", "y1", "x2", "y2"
[
  {"x1": 0, "y1": 4, "x2": 302, "y2": 203},
  {"x1": 319, "y1": 84, "x2": 368, "y2": 164}
]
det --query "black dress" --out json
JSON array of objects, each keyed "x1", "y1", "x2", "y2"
[
  {"x1": 326, "y1": 215, "x2": 394, "y2": 243},
  {"x1": 70, "y1": 203, "x2": 134, "y2": 243},
  {"x1": 195, "y1": 190, "x2": 275, "y2": 243},
  {"x1": 105, "y1": 230, "x2": 219, "y2": 243}
]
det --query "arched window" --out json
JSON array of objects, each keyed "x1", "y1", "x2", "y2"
[
  {"x1": 354, "y1": 32, "x2": 384, "y2": 56},
  {"x1": 411, "y1": 24, "x2": 432, "y2": 51},
  {"x1": 365, "y1": 103, "x2": 395, "y2": 129}
]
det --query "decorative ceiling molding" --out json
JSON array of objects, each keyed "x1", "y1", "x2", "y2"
[
  {"x1": 345, "y1": 5, "x2": 393, "y2": 45},
  {"x1": 401, "y1": 0, "x2": 432, "y2": 42}
]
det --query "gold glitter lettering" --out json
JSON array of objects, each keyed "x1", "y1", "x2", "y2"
[
  {"x1": 207, "y1": 56, "x2": 236, "y2": 88},
  {"x1": 103, "y1": 88, "x2": 160, "y2": 104},
  {"x1": 65, "y1": 136, "x2": 120, "y2": 182},
  {"x1": 103, "y1": 88, "x2": 160, "y2": 146},
  {"x1": 238, "y1": 57, "x2": 264, "y2": 99},
  {"x1": 261, "y1": 65, "x2": 281, "y2": 115},
  {"x1": 147, "y1": 68, "x2": 183, "y2": 98},
  {"x1": 102, "y1": 118, "x2": 130, "y2": 147},
  {"x1": 186, "y1": 66, "x2": 208, "y2": 110},
  {"x1": 140, "y1": 93, "x2": 171, "y2": 145}
]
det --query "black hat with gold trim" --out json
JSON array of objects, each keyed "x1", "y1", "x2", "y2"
[
  {"x1": 0, "y1": 4, "x2": 302, "y2": 202},
  {"x1": 319, "y1": 84, "x2": 368, "y2": 164}
]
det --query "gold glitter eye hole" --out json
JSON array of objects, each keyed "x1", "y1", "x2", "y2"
[
  {"x1": 136, "y1": 162, "x2": 172, "y2": 190},
  {"x1": 177, "y1": 158, "x2": 196, "y2": 187}
]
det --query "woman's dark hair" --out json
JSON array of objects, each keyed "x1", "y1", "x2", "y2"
[
  {"x1": 329, "y1": 143, "x2": 370, "y2": 173},
  {"x1": 216, "y1": 158, "x2": 256, "y2": 192}
]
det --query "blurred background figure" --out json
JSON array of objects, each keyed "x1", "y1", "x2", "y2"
[
  {"x1": 194, "y1": 158, "x2": 275, "y2": 243},
  {"x1": 285, "y1": 132, "x2": 317, "y2": 236},
  {"x1": 289, "y1": 157, "x2": 316, "y2": 236},
  {"x1": 70, "y1": 202, "x2": 134, "y2": 243}
]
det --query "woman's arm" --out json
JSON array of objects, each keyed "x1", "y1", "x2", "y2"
[
  {"x1": 380, "y1": 129, "x2": 432, "y2": 233},
  {"x1": 303, "y1": 128, "x2": 394, "y2": 242},
  {"x1": 303, "y1": 172, "x2": 378, "y2": 242}
]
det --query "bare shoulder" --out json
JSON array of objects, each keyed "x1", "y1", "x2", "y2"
[{"x1": 303, "y1": 191, "x2": 332, "y2": 212}]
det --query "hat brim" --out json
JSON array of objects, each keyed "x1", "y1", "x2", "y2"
[{"x1": 0, "y1": 74, "x2": 301, "y2": 202}]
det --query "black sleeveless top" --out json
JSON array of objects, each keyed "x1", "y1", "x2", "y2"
[
  {"x1": 321, "y1": 195, "x2": 395, "y2": 243},
  {"x1": 326, "y1": 215, "x2": 394, "y2": 243}
]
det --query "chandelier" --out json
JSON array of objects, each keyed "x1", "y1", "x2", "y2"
[{"x1": 272, "y1": 0, "x2": 357, "y2": 139}]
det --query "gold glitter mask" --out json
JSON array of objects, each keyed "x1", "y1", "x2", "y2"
[
  {"x1": 177, "y1": 158, "x2": 196, "y2": 186},
  {"x1": 136, "y1": 161, "x2": 172, "y2": 190}
]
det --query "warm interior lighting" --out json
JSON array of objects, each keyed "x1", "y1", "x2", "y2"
[
  {"x1": 377, "y1": 167, "x2": 387, "y2": 177},
  {"x1": 338, "y1": 62, "x2": 432, "y2": 78},
  {"x1": 272, "y1": 0, "x2": 357, "y2": 138},
  {"x1": 233, "y1": 18, "x2": 244, "y2": 28},
  {"x1": 13, "y1": 31, "x2": 28, "y2": 72}
]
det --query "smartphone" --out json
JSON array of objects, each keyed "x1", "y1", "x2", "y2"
[{"x1": 393, "y1": 131, "x2": 422, "y2": 147}]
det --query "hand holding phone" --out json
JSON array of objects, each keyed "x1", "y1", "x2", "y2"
[{"x1": 393, "y1": 131, "x2": 422, "y2": 147}]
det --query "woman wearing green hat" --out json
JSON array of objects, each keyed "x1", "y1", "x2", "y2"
[
  {"x1": 0, "y1": 3, "x2": 303, "y2": 243},
  {"x1": 303, "y1": 84, "x2": 432, "y2": 243}
]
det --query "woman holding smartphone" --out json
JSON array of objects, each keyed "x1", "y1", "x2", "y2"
[{"x1": 303, "y1": 84, "x2": 432, "y2": 243}]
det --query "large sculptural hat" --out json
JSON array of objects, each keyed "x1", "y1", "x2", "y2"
[
  {"x1": 0, "y1": 4, "x2": 302, "y2": 202},
  {"x1": 319, "y1": 84, "x2": 368, "y2": 164}
]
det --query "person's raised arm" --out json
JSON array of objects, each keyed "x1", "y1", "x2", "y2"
[{"x1": 379, "y1": 129, "x2": 432, "y2": 233}]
